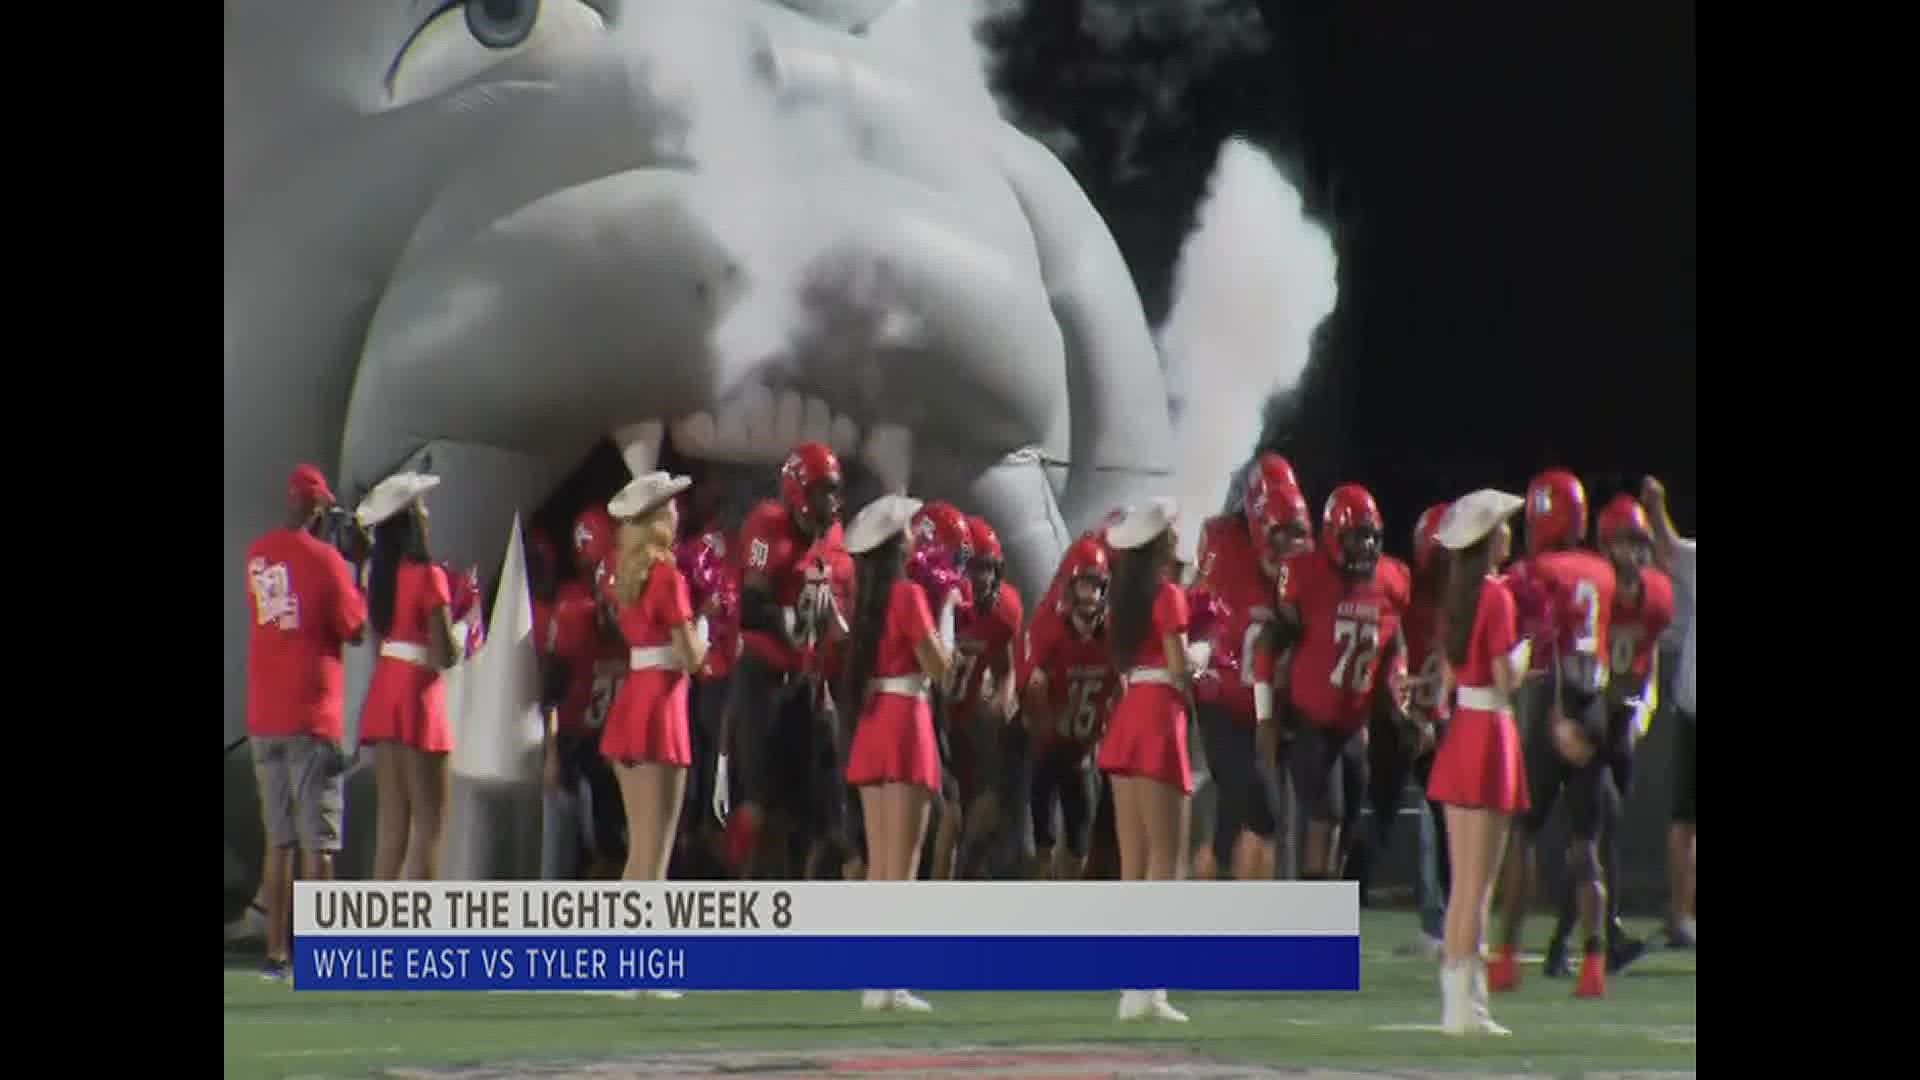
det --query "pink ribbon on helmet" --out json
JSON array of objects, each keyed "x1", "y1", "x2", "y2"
[{"x1": 907, "y1": 543, "x2": 972, "y2": 620}]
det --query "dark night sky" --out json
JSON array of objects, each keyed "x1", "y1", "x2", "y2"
[{"x1": 986, "y1": 0, "x2": 1696, "y2": 549}]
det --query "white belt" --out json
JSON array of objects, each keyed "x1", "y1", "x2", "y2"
[
  {"x1": 1455, "y1": 686, "x2": 1510, "y2": 713},
  {"x1": 1125, "y1": 667, "x2": 1178, "y2": 688},
  {"x1": 870, "y1": 674, "x2": 931, "y2": 701},
  {"x1": 379, "y1": 641, "x2": 431, "y2": 667},
  {"x1": 630, "y1": 645, "x2": 680, "y2": 671}
]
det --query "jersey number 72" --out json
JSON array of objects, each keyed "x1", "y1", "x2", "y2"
[{"x1": 1330, "y1": 618, "x2": 1381, "y2": 691}]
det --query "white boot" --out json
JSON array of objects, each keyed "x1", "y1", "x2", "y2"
[
  {"x1": 1147, "y1": 989, "x2": 1189, "y2": 1023},
  {"x1": 1439, "y1": 961, "x2": 1471, "y2": 1035},
  {"x1": 888, "y1": 989, "x2": 932, "y2": 1013},
  {"x1": 861, "y1": 989, "x2": 890, "y2": 1011},
  {"x1": 1469, "y1": 958, "x2": 1510, "y2": 1036},
  {"x1": 1116, "y1": 989, "x2": 1150, "y2": 1021}
]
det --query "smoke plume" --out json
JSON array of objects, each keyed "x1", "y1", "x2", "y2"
[{"x1": 1159, "y1": 136, "x2": 1338, "y2": 562}]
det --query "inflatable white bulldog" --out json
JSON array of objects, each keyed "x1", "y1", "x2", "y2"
[
  {"x1": 224, "y1": 0, "x2": 1335, "y2": 882},
  {"x1": 225, "y1": 0, "x2": 1178, "y2": 744}
]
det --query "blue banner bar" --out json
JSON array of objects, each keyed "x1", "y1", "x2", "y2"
[{"x1": 292, "y1": 935, "x2": 1359, "y2": 992}]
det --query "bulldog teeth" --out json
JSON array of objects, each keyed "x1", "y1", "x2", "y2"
[
  {"x1": 669, "y1": 412, "x2": 718, "y2": 458},
  {"x1": 828, "y1": 414, "x2": 862, "y2": 456},
  {"x1": 611, "y1": 420, "x2": 663, "y2": 477},
  {"x1": 741, "y1": 382, "x2": 776, "y2": 445},
  {"x1": 773, "y1": 390, "x2": 807, "y2": 448},
  {"x1": 861, "y1": 423, "x2": 913, "y2": 494},
  {"x1": 668, "y1": 384, "x2": 851, "y2": 465},
  {"x1": 801, "y1": 396, "x2": 834, "y2": 445}
]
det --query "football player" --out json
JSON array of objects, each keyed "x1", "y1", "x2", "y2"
[
  {"x1": 717, "y1": 442, "x2": 846, "y2": 877},
  {"x1": 1390, "y1": 504, "x2": 1455, "y2": 956},
  {"x1": 1488, "y1": 469, "x2": 1629, "y2": 998},
  {"x1": 1018, "y1": 537, "x2": 1117, "y2": 880},
  {"x1": 1540, "y1": 493, "x2": 1669, "y2": 976},
  {"x1": 907, "y1": 501, "x2": 977, "y2": 879},
  {"x1": 546, "y1": 506, "x2": 630, "y2": 879},
  {"x1": 1253, "y1": 485, "x2": 1412, "y2": 883},
  {"x1": 947, "y1": 514, "x2": 1025, "y2": 877},
  {"x1": 1190, "y1": 454, "x2": 1310, "y2": 882}
]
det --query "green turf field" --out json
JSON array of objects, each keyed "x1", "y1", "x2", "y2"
[{"x1": 223, "y1": 911, "x2": 1695, "y2": 1079}]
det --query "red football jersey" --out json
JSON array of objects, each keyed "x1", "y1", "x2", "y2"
[
  {"x1": 798, "y1": 523, "x2": 852, "y2": 682},
  {"x1": 1403, "y1": 590, "x2": 1450, "y2": 722},
  {"x1": 1192, "y1": 515, "x2": 1278, "y2": 725},
  {"x1": 244, "y1": 528, "x2": 367, "y2": 740},
  {"x1": 1608, "y1": 567, "x2": 1674, "y2": 692},
  {"x1": 546, "y1": 579, "x2": 610, "y2": 734},
  {"x1": 737, "y1": 499, "x2": 826, "y2": 671},
  {"x1": 950, "y1": 581, "x2": 1023, "y2": 715},
  {"x1": 1515, "y1": 548, "x2": 1616, "y2": 693},
  {"x1": 693, "y1": 528, "x2": 739, "y2": 681},
  {"x1": 1279, "y1": 548, "x2": 1410, "y2": 733},
  {"x1": 1023, "y1": 609, "x2": 1117, "y2": 753}
]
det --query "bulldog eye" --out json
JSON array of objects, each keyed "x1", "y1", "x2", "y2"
[
  {"x1": 466, "y1": 0, "x2": 540, "y2": 49},
  {"x1": 389, "y1": 0, "x2": 603, "y2": 107}
]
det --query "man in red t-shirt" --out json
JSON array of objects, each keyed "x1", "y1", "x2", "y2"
[{"x1": 243, "y1": 465, "x2": 367, "y2": 981}]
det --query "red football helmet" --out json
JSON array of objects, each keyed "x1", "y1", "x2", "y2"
[
  {"x1": 966, "y1": 514, "x2": 1004, "y2": 605},
  {"x1": 571, "y1": 506, "x2": 616, "y2": 575},
  {"x1": 1597, "y1": 493, "x2": 1650, "y2": 543},
  {"x1": 1245, "y1": 454, "x2": 1310, "y2": 557},
  {"x1": 1243, "y1": 453, "x2": 1301, "y2": 524},
  {"x1": 1412, "y1": 502, "x2": 1450, "y2": 574},
  {"x1": 780, "y1": 442, "x2": 843, "y2": 531},
  {"x1": 1322, "y1": 484, "x2": 1384, "y2": 576},
  {"x1": 1597, "y1": 493, "x2": 1653, "y2": 574},
  {"x1": 911, "y1": 502, "x2": 973, "y2": 567},
  {"x1": 1058, "y1": 536, "x2": 1110, "y2": 620},
  {"x1": 1525, "y1": 468, "x2": 1588, "y2": 554},
  {"x1": 967, "y1": 515, "x2": 1004, "y2": 563}
]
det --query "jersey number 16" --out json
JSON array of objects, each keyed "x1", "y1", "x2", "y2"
[{"x1": 1058, "y1": 678, "x2": 1103, "y2": 742}]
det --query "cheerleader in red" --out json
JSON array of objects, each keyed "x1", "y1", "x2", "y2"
[
  {"x1": 1425, "y1": 489, "x2": 1531, "y2": 1037},
  {"x1": 600, "y1": 471, "x2": 706, "y2": 892},
  {"x1": 840, "y1": 494, "x2": 953, "y2": 1015},
  {"x1": 356, "y1": 473, "x2": 461, "y2": 882},
  {"x1": 1098, "y1": 497, "x2": 1193, "y2": 1024}
]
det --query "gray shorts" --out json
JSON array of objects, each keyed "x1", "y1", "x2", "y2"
[{"x1": 251, "y1": 734, "x2": 346, "y2": 852}]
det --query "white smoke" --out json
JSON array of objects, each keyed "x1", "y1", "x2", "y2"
[{"x1": 1159, "y1": 136, "x2": 1338, "y2": 563}]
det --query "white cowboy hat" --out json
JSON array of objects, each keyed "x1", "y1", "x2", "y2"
[
  {"x1": 1435, "y1": 489, "x2": 1525, "y2": 551},
  {"x1": 1106, "y1": 497, "x2": 1179, "y2": 551},
  {"x1": 355, "y1": 472, "x2": 440, "y2": 528},
  {"x1": 608, "y1": 471, "x2": 693, "y2": 520},
  {"x1": 847, "y1": 493, "x2": 925, "y2": 554}
]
